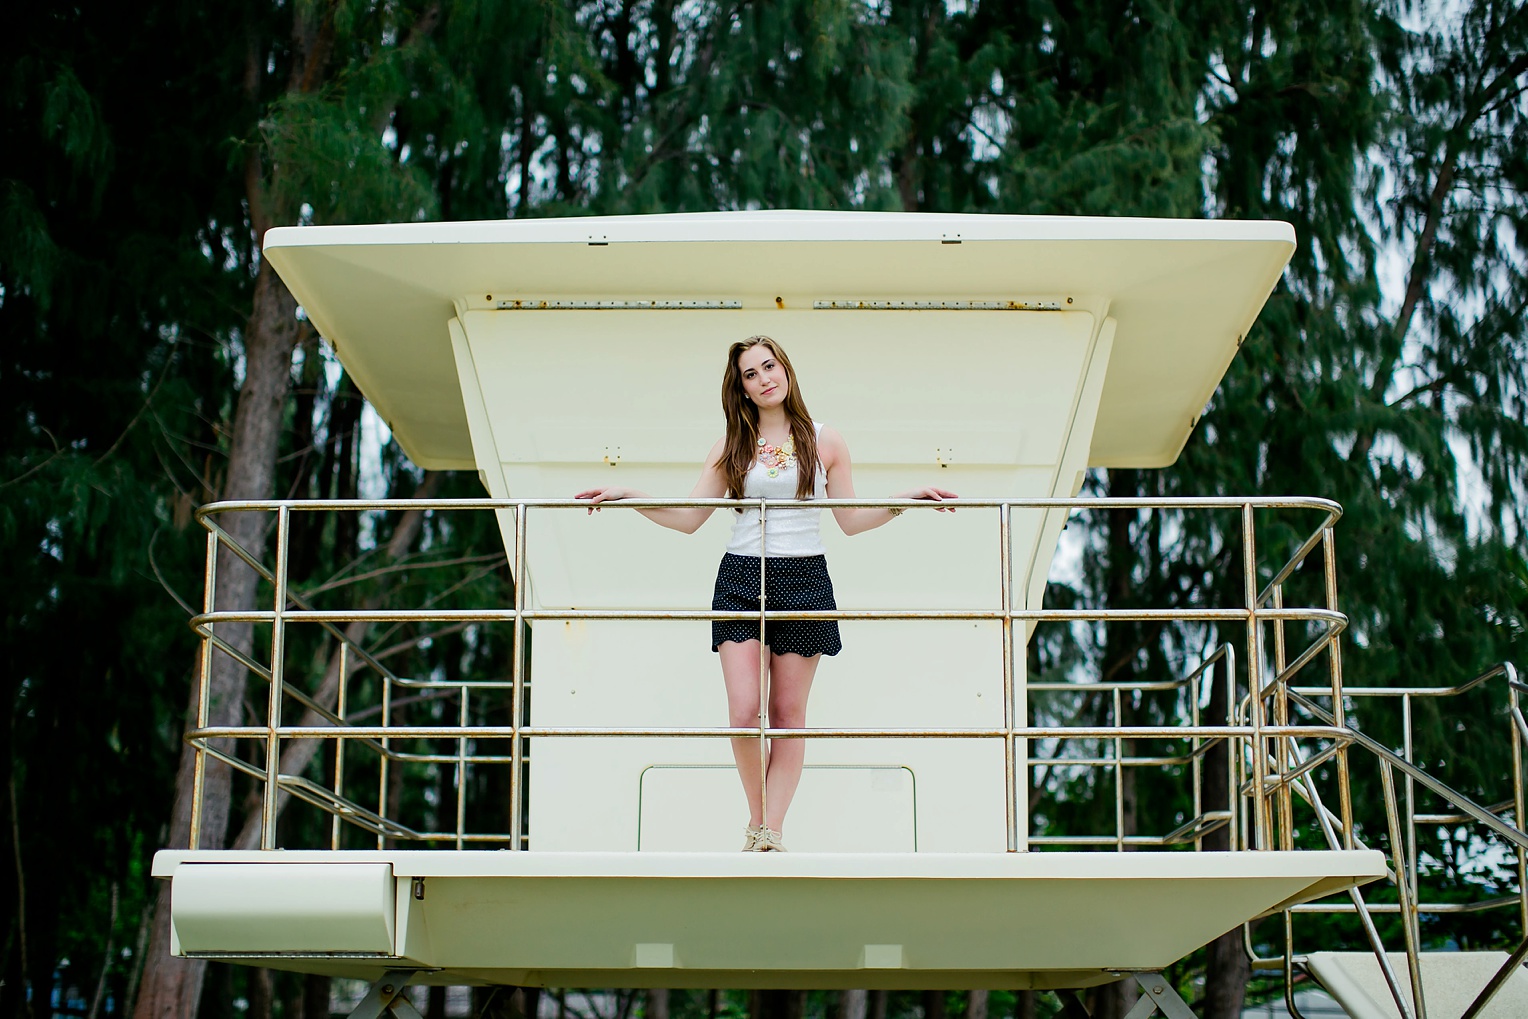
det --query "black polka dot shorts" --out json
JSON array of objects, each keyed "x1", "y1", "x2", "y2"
[{"x1": 711, "y1": 553, "x2": 842, "y2": 658}]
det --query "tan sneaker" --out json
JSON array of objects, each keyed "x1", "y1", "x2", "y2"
[
  {"x1": 754, "y1": 827, "x2": 787, "y2": 852},
  {"x1": 743, "y1": 825, "x2": 764, "y2": 851}
]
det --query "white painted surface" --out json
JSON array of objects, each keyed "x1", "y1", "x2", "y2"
[
  {"x1": 262, "y1": 211, "x2": 1294, "y2": 471},
  {"x1": 153, "y1": 849, "x2": 1386, "y2": 989},
  {"x1": 171, "y1": 862, "x2": 394, "y2": 954},
  {"x1": 637, "y1": 765, "x2": 918, "y2": 852},
  {"x1": 255, "y1": 212, "x2": 1295, "y2": 856},
  {"x1": 1307, "y1": 951, "x2": 1528, "y2": 1019},
  {"x1": 465, "y1": 307, "x2": 1103, "y2": 853}
]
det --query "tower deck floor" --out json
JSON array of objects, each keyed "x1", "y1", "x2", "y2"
[{"x1": 154, "y1": 848, "x2": 1385, "y2": 990}]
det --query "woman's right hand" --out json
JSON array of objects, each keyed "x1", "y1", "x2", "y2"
[{"x1": 574, "y1": 486, "x2": 640, "y2": 513}]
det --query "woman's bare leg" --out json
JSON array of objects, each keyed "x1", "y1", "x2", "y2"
[
  {"x1": 719, "y1": 640, "x2": 767, "y2": 826},
  {"x1": 760, "y1": 651, "x2": 820, "y2": 833}
]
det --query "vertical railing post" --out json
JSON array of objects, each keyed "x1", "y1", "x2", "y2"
[
  {"x1": 1512, "y1": 673, "x2": 1527, "y2": 931},
  {"x1": 999, "y1": 503, "x2": 1019, "y2": 852},
  {"x1": 378, "y1": 665, "x2": 392, "y2": 849},
  {"x1": 456, "y1": 685, "x2": 470, "y2": 850},
  {"x1": 332, "y1": 642, "x2": 348, "y2": 850},
  {"x1": 757, "y1": 500, "x2": 770, "y2": 830},
  {"x1": 1271, "y1": 585, "x2": 1293, "y2": 851},
  {"x1": 1380, "y1": 761, "x2": 1428, "y2": 1019},
  {"x1": 1113, "y1": 687, "x2": 1126, "y2": 851},
  {"x1": 1402, "y1": 694, "x2": 1418, "y2": 906},
  {"x1": 510, "y1": 503, "x2": 528, "y2": 850},
  {"x1": 190, "y1": 525, "x2": 220, "y2": 850},
  {"x1": 1242, "y1": 503, "x2": 1270, "y2": 849},
  {"x1": 261, "y1": 505, "x2": 291, "y2": 850},
  {"x1": 1191, "y1": 652, "x2": 1203, "y2": 852},
  {"x1": 1323, "y1": 526, "x2": 1355, "y2": 848},
  {"x1": 1223, "y1": 645, "x2": 1239, "y2": 851}
]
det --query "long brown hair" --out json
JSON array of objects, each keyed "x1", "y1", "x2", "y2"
[{"x1": 720, "y1": 335, "x2": 819, "y2": 501}]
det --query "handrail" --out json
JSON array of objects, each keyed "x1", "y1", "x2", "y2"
[
  {"x1": 1292, "y1": 662, "x2": 1520, "y2": 699},
  {"x1": 196, "y1": 495, "x2": 1348, "y2": 514},
  {"x1": 185, "y1": 723, "x2": 1351, "y2": 740},
  {"x1": 1286, "y1": 689, "x2": 1528, "y2": 853},
  {"x1": 192, "y1": 606, "x2": 1347, "y2": 625}
]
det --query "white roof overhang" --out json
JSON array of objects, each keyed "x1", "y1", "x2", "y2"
[{"x1": 263, "y1": 211, "x2": 1294, "y2": 472}]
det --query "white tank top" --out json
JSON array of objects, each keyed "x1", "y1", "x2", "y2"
[{"x1": 726, "y1": 422, "x2": 827, "y2": 557}]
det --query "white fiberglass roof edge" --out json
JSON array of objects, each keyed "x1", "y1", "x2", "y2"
[{"x1": 263, "y1": 211, "x2": 1296, "y2": 250}]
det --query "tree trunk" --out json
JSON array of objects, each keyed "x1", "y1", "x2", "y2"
[
  {"x1": 228, "y1": 473, "x2": 444, "y2": 851},
  {"x1": 751, "y1": 990, "x2": 805, "y2": 1019},
  {"x1": 839, "y1": 990, "x2": 867, "y2": 1019},
  {"x1": 246, "y1": 968, "x2": 273, "y2": 1019},
  {"x1": 133, "y1": 261, "x2": 299, "y2": 1019},
  {"x1": 964, "y1": 990, "x2": 987, "y2": 1019},
  {"x1": 1203, "y1": 929, "x2": 1251, "y2": 1019},
  {"x1": 476, "y1": 986, "x2": 539, "y2": 1019},
  {"x1": 302, "y1": 973, "x2": 331, "y2": 1019},
  {"x1": 1094, "y1": 470, "x2": 1142, "y2": 1019},
  {"x1": 646, "y1": 989, "x2": 670, "y2": 1019},
  {"x1": 1200, "y1": 640, "x2": 1249, "y2": 1018}
]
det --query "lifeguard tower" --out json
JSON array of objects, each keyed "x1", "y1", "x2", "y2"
[{"x1": 152, "y1": 213, "x2": 1528, "y2": 1018}]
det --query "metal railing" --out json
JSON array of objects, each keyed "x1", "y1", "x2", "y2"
[
  {"x1": 185, "y1": 494, "x2": 1356, "y2": 857},
  {"x1": 1244, "y1": 662, "x2": 1528, "y2": 1019},
  {"x1": 181, "y1": 493, "x2": 1528, "y2": 1012}
]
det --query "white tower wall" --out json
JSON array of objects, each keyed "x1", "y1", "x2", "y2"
[{"x1": 450, "y1": 306, "x2": 1114, "y2": 851}]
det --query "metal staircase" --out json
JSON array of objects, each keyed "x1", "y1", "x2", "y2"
[{"x1": 1250, "y1": 664, "x2": 1528, "y2": 1019}]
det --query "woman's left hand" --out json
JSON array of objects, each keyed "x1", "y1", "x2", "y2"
[{"x1": 895, "y1": 487, "x2": 959, "y2": 511}]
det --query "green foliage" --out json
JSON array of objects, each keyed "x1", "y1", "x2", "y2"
[
  {"x1": 260, "y1": 88, "x2": 439, "y2": 226},
  {"x1": 3, "y1": 0, "x2": 1525, "y2": 1015}
]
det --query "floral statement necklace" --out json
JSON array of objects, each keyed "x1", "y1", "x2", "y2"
[{"x1": 756, "y1": 434, "x2": 797, "y2": 478}]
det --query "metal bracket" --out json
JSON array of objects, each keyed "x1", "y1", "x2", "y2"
[
  {"x1": 349, "y1": 969, "x2": 424, "y2": 1019},
  {"x1": 1130, "y1": 974, "x2": 1197, "y2": 1019}
]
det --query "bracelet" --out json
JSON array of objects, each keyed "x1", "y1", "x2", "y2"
[{"x1": 888, "y1": 507, "x2": 904, "y2": 517}]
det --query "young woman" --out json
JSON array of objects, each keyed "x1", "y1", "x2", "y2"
[{"x1": 576, "y1": 335, "x2": 955, "y2": 851}]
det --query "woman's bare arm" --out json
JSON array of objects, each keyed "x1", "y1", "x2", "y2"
[
  {"x1": 575, "y1": 438, "x2": 729, "y2": 534},
  {"x1": 820, "y1": 426, "x2": 956, "y2": 536}
]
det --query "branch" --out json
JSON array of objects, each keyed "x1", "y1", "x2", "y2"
[
  {"x1": 299, "y1": 551, "x2": 506, "y2": 599},
  {"x1": 9, "y1": 770, "x2": 34, "y2": 1019},
  {"x1": 0, "y1": 426, "x2": 63, "y2": 490},
  {"x1": 1364, "y1": 46, "x2": 1528, "y2": 411},
  {"x1": 244, "y1": 13, "x2": 270, "y2": 245},
  {"x1": 362, "y1": 557, "x2": 510, "y2": 651},
  {"x1": 147, "y1": 527, "x2": 198, "y2": 616},
  {"x1": 1391, "y1": 376, "x2": 1448, "y2": 407},
  {"x1": 366, "y1": 620, "x2": 483, "y2": 664},
  {"x1": 85, "y1": 882, "x2": 119, "y2": 1019}
]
